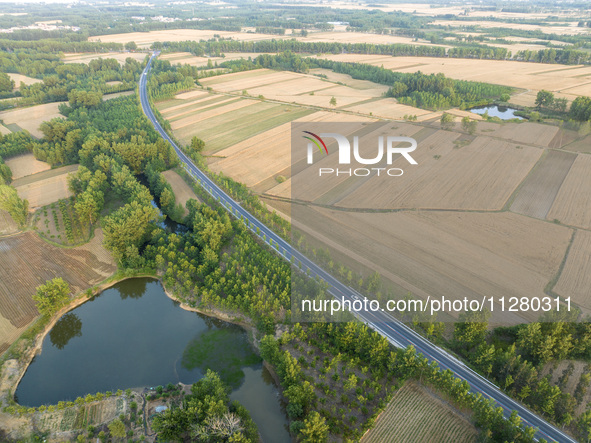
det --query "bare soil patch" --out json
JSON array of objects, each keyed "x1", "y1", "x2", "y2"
[
  {"x1": 4, "y1": 153, "x2": 50, "y2": 180},
  {"x1": 13, "y1": 164, "x2": 79, "y2": 210}
]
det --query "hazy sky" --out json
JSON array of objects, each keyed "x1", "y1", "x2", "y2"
[{"x1": 0, "y1": 0, "x2": 76, "y2": 3}]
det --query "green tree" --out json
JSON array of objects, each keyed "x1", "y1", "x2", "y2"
[
  {"x1": 125, "y1": 41, "x2": 137, "y2": 51},
  {"x1": 0, "y1": 184, "x2": 28, "y2": 227},
  {"x1": 0, "y1": 72, "x2": 15, "y2": 93},
  {"x1": 299, "y1": 411, "x2": 328, "y2": 443},
  {"x1": 329, "y1": 96, "x2": 337, "y2": 107},
  {"x1": 108, "y1": 419, "x2": 126, "y2": 439},
  {"x1": 535, "y1": 90, "x2": 554, "y2": 109},
  {"x1": 190, "y1": 136, "x2": 206, "y2": 152},
  {"x1": 33, "y1": 278, "x2": 71, "y2": 317},
  {"x1": 440, "y1": 112, "x2": 454, "y2": 129},
  {"x1": 461, "y1": 116, "x2": 477, "y2": 135}
]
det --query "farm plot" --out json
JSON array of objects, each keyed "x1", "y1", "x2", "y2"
[
  {"x1": 554, "y1": 230, "x2": 591, "y2": 314},
  {"x1": 478, "y1": 122, "x2": 560, "y2": 148},
  {"x1": 294, "y1": 207, "x2": 571, "y2": 324},
  {"x1": 4, "y1": 153, "x2": 50, "y2": 180},
  {"x1": 209, "y1": 111, "x2": 373, "y2": 192},
  {"x1": 32, "y1": 198, "x2": 89, "y2": 246},
  {"x1": 0, "y1": 230, "x2": 116, "y2": 353},
  {"x1": 361, "y1": 382, "x2": 477, "y2": 443},
  {"x1": 8, "y1": 73, "x2": 41, "y2": 89},
  {"x1": 200, "y1": 69, "x2": 309, "y2": 92},
  {"x1": 160, "y1": 51, "x2": 271, "y2": 68},
  {"x1": 162, "y1": 169, "x2": 199, "y2": 216},
  {"x1": 0, "y1": 102, "x2": 64, "y2": 138},
  {"x1": 199, "y1": 68, "x2": 398, "y2": 111},
  {"x1": 330, "y1": 133, "x2": 541, "y2": 211},
  {"x1": 169, "y1": 98, "x2": 257, "y2": 131},
  {"x1": 546, "y1": 155, "x2": 591, "y2": 229},
  {"x1": 89, "y1": 29, "x2": 278, "y2": 48},
  {"x1": 61, "y1": 51, "x2": 146, "y2": 65},
  {"x1": 13, "y1": 164, "x2": 79, "y2": 210},
  {"x1": 510, "y1": 150, "x2": 576, "y2": 220},
  {"x1": 168, "y1": 98, "x2": 314, "y2": 152}
]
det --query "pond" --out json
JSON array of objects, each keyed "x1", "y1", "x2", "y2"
[
  {"x1": 470, "y1": 105, "x2": 524, "y2": 120},
  {"x1": 15, "y1": 278, "x2": 290, "y2": 443}
]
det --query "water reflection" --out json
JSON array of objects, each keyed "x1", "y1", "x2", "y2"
[{"x1": 49, "y1": 313, "x2": 82, "y2": 350}]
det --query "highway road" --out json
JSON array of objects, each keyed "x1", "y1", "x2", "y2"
[{"x1": 139, "y1": 53, "x2": 576, "y2": 443}]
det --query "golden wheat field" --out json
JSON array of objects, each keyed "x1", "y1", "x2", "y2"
[
  {"x1": 294, "y1": 207, "x2": 571, "y2": 323},
  {"x1": 361, "y1": 382, "x2": 477, "y2": 443},
  {"x1": 208, "y1": 111, "x2": 373, "y2": 191},
  {"x1": 546, "y1": 155, "x2": 591, "y2": 229},
  {"x1": 554, "y1": 230, "x2": 591, "y2": 314},
  {"x1": 510, "y1": 150, "x2": 577, "y2": 220}
]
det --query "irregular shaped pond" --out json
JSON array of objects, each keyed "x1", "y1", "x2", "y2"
[
  {"x1": 15, "y1": 278, "x2": 289, "y2": 442},
  {"x1": 470, "y1": 104, "x2": 524, "y2": 120}
]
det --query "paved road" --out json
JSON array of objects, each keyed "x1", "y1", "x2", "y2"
[{"x1": 139, "y1": 53, "x2": 576, "y2": 443}]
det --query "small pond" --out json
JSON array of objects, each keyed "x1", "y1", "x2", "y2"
[
  {"x1": 470, "y1": 105, "x2": 524, "y2": 120},
  {"x1": 15, "y1": 278, "x2": 290, "y2": 442}
]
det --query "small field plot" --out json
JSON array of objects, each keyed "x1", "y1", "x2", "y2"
[
  {"x1": 211, "y1": 112, "x2": 374, "y2": 192},
  {"x1": 8, "y1": 73, "x2": 42, "y2": 89},
  {"x1": 162, "y1": 170, "x2": 199, "y2": 216},
  {"x1": 168, "y1": 97, "x2": 314, "y2": 152},
  {"x1": 554, "y1": 230, "x2": 591, "y2": 314},
  {"x1": 160, "y1": 52, "x2": 271, "y2": 68},
  {"x1": 547, "y1": 155, "x2": 591, "y2": 229},
  {"x1": 32, "y1": 197, "x2": 89, "y2": 246},
  {"x1": 13, "y1": 164, "x2": 79, "y2": 210},
  {"x1": 361, "y1": 382, "x2": 477, "y2": 443},
  {"x1": 0, "y1": 102, "x2": 64, "y2": 138},
  {"x1": 510, "y1": 150, "x2": 576, "y2": 220},
  {"x1": 334, "y1": 133, "x2": 540, "y2": 211},
  {"x1": 0, "y1": 230, "x2": 116, "y2": 353},
  {"x1": 4, "y1": 153, "x2": 50, "y2": 180},
  {"x1": 480, "y1": 122, "x2": 560, "y2": 148},
  {"x1": 199, "y1": 68, "x2": 387, "y2": 110},
  {"x1": 62, "y1": 52, "x2": 146, "y2": 65}
]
